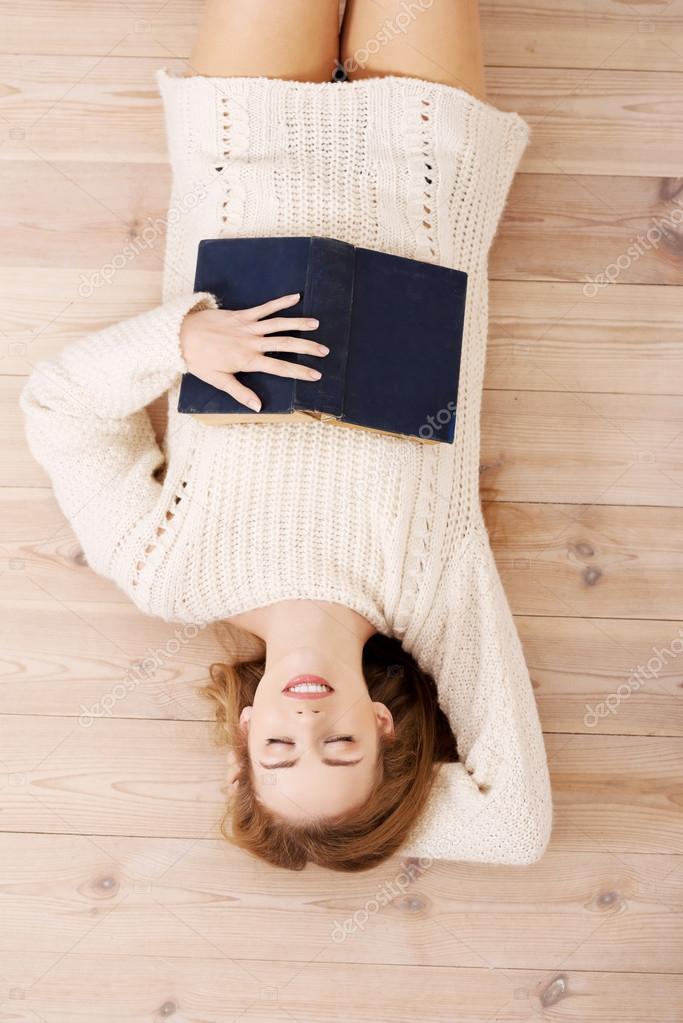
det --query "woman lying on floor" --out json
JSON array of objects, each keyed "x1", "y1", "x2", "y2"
[{"x1": 21, "y1": 0, "x2": 552, "y2": 871}]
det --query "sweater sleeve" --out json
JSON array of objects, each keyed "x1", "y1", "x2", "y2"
[
  {"x1": 20, "y1": 291, "x2": 219, "y2": 582},
  {"x1": 403, "y1": 528, "x2": 553, "y2": 865}
]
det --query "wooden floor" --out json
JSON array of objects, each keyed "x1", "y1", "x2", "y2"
[{"x1": 1, "y1": 2, "x2": 682, "y2": 1020}]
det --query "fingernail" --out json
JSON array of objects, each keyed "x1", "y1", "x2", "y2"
[
  {"x1": 307, "y1": 319, "x2": 319, "y2": 328},
  {"x1": 247, "y1": 398, "x2": 261, "y2": 411},
  {"x1": 318, "y1": 344, "x2": 329, "y2": 354},
  {"x1": 289, "y1": 292, "x2": 300, "y2": 300},
  {"x1": 309, "y1": 369, "x2": 322, "y2": 380}
]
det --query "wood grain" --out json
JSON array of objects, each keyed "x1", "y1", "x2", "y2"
[
  {"x1": 0, "y1": 833, "x2": 681, "y2": 972},
  {"x1": 6, "y1": 376, "x2": 683, "y2": 503},
  {"x1": 484, "y1": 501, "x2": 683, "y2": 621},
  {"x1": 2, "y1": 490, "x2": 683, "y2": 623},
  {"x1": 517, "y1": 615, "x2": 683, "y2": 736},
  {"x1": 2, "y1": 954, "x2": 683, "y2": 1023},
  {"x1": 482, "y1": 1, "x2": 683, "y2": 74},
  {"x1": 1, "y1": 715, "x2": 681, "y2": 859},
  {"x1": 1, "y1": 3, "x2": 682, "y2": 1018},
  {"x1": 487, "y1": 280, "x2": 683, "y2": 395},
  {"x1": 2, "y1": 158, "x2": 682, "y2": 284},
  {"x1": 3, "y1": 0, "x2": 683, "y2": 73},
  {"x1": 492, "y1": 173, "x2": 683, "y2": 284},
  {"x1": 3, "y1": 271, "x2": 682, "y2": 398},
  {"x1": 2, "y1": 599, "x2": 681, "y2": 736},
  {"x1": 3, "y1": 56, "x2": 683, "y2": 176}
]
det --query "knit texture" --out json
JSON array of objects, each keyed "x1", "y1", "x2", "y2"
[{"x1": 21, "y1": 69, "x2": 552, "y2": 865}]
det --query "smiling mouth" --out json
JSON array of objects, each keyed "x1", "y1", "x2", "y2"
[{"x1": 282, "y1": 675, "x2": 335, "y2": 699}]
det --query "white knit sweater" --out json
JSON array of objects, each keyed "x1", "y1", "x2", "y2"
[{"x1": 21, "y1": 69, "x2": 553, "y2": 865}]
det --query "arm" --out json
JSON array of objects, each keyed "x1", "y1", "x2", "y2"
[
  {"x1": 20, "y1": 290, "x2": 328, "y2": 589},
  {"x1": 20, "y1": 291, "x2": 219, "y2": 582},
  {"x1": 404, "y1": 528, "x2": 553, "y2": 865},
  {"x1": 402, "y1": 109, "x2": 540, "y2": 863}
]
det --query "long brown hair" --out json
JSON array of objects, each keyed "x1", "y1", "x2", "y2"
[{"x1": 202, "y1": 623, "x2": 458, "y2": 872}]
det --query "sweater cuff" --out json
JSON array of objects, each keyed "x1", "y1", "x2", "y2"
[
  {"x1": 22, "y1": 290, "x2": 221, "y2": 426},
  {"x1": 162, "y1": 290, "x2": 219, "y2": 377}
]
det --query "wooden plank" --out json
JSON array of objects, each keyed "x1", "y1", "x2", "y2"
[
  {"x1": 0, "y1": 833, "x2": 681, "y2": 973},
  {"x1": 0, "y1": 716, "x2": 681, "y2": 856},
  {"x1": 487, "y1": 281, "x2": 683, "y2": 396},
  {"x1": 2, "y1": 491, "x2": 683, "y2": 621},
  {"x1": 0, "y1": 268, "x2": 163, "y2": 374},
  {"x1": 2, "y1": 0, "x2": 683, "y2": 74},
  {"x1": 0, "y1": 56, "x2": 170, "y2": 163},
  {"x1": 0, "y1": 599, "x2": 238, "y2": 720},
  {"x1": 1, "y1": 600, "x2": 681, "y2": 738},
  {"x1": 517, "y1": 615, "x2": 683, "y2": 736},
  {"x1": 492, "y1": 173, "x2": 683, "y2": 284},
  {"x1": 480, "y1": 389, "x2": 683, "y2": 506},
  {"x1": 484, "y1": 502, "x2": 683, "y2": 621},
  {"x1": 0, "y1": 715, "x2": 227, "y2": 838},
  {"x1": 546, "y1": 734, "x2": 683, "y2": 858},
  {"x1": 1, "y1": 160, "x2": 683, "y2": 284},
  {"x1": 0, "y1": 486, "x2": 130, "y2": 603},
  {"x1": 0, "y1": 0, "x2": 199, "y2": 58},
  {"x1": 2, "y1": 954, "x2": 683, "y2": 1023},
  {"x1": 488, "y1": 67, "x2": 683, "y2": 178},
  {"x1": 3, "y1": 273, "x2": 682, "y2": 399},
  {"x1": 482, "y1": 0, "x2": 683, "y2": 72},
  {"x1": 8, "y1": 376, "x2": 683, "y2": 503},
  {"x1": 0, "y1": 160, "x2": 173, "y2": 272},
  {"x1": 3, "y1": 56, "x2": 683, "y2": 176}
]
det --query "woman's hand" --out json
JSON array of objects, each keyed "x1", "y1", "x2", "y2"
[{"x1": 180, "y1": 291, "x2": 328, "y2": 411}]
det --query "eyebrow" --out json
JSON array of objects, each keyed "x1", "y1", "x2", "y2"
[{"x1": 258, "y1": 757, "x2": 364, "y2": 770}]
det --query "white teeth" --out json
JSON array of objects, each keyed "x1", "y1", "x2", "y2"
[{"x1": 288, "y1": 683, "x2": 330, "y2": 693}]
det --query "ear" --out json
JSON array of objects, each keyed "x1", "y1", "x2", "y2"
[
  {"x1": 239, "y1": 706, "x2": 252, "y2": 734},
  {"x1": 373, "y1": 701, "x2": 395, "y2": 738}
]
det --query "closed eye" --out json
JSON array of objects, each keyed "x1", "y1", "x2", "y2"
[
  {"x1": 266, "y1": 738, "x2": 294, "y2": 745},
  {"x1": 325, "y1": 735, "x2": 353, "y2": 743},
  {"x1": 258, "y1": 757, "x2": 364, "y2": 769}
]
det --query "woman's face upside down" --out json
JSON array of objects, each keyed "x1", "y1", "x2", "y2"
[{"x1": 240, "y1": 648, "x2": 394, "y2": 821}]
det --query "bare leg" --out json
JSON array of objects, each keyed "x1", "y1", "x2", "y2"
[
  {"x1": 187, "y1": 0, "x2": 341, "y2": 82},
  {"x1": 340, "y1": 0, "x2": 486, "y2": 98}
]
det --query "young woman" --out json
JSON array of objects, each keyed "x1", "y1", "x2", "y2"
[{"x1": 21, "y1": 0, "x2": 553, "y2": 871}]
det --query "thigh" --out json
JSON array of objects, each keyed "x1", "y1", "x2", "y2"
[
  {"x1": 340, "y1": 0, "x2": 486, "y2": 98},
  {"x1": 187, "y1": 0, "x2": 341, "y2": 82}
]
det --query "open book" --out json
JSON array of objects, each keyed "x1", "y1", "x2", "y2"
[{"x1": 178, "y1": 236, "x2": 467, "y2": 444}]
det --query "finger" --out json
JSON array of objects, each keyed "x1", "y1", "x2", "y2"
[
  {"x1": 243, "y1": 292, "x2": 301, "y2": 321},
  {"x1": 205, "y1": 371, "x2": 262, "y2": 412},
  {"x1": 252, "y1": 316, "x2": 319, "y2": 335},
  {"x1": 253, "y1": 355, "x2": 322, "y2": 382},
  {"x1": 254, "y1": 335, "x2": 329, "y2": 357}
]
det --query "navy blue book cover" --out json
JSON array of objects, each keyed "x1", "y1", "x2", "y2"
[{"x1": 178, "y1": 236, "x2": 467, "y2": 444}]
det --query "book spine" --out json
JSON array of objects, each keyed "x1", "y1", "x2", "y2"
[
  {"x1": 339, "y1": 244, "x2": 356, "y2": 423},
  {"x1": 293, "y1": 237, "x2": 354, "y2": 417}
]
